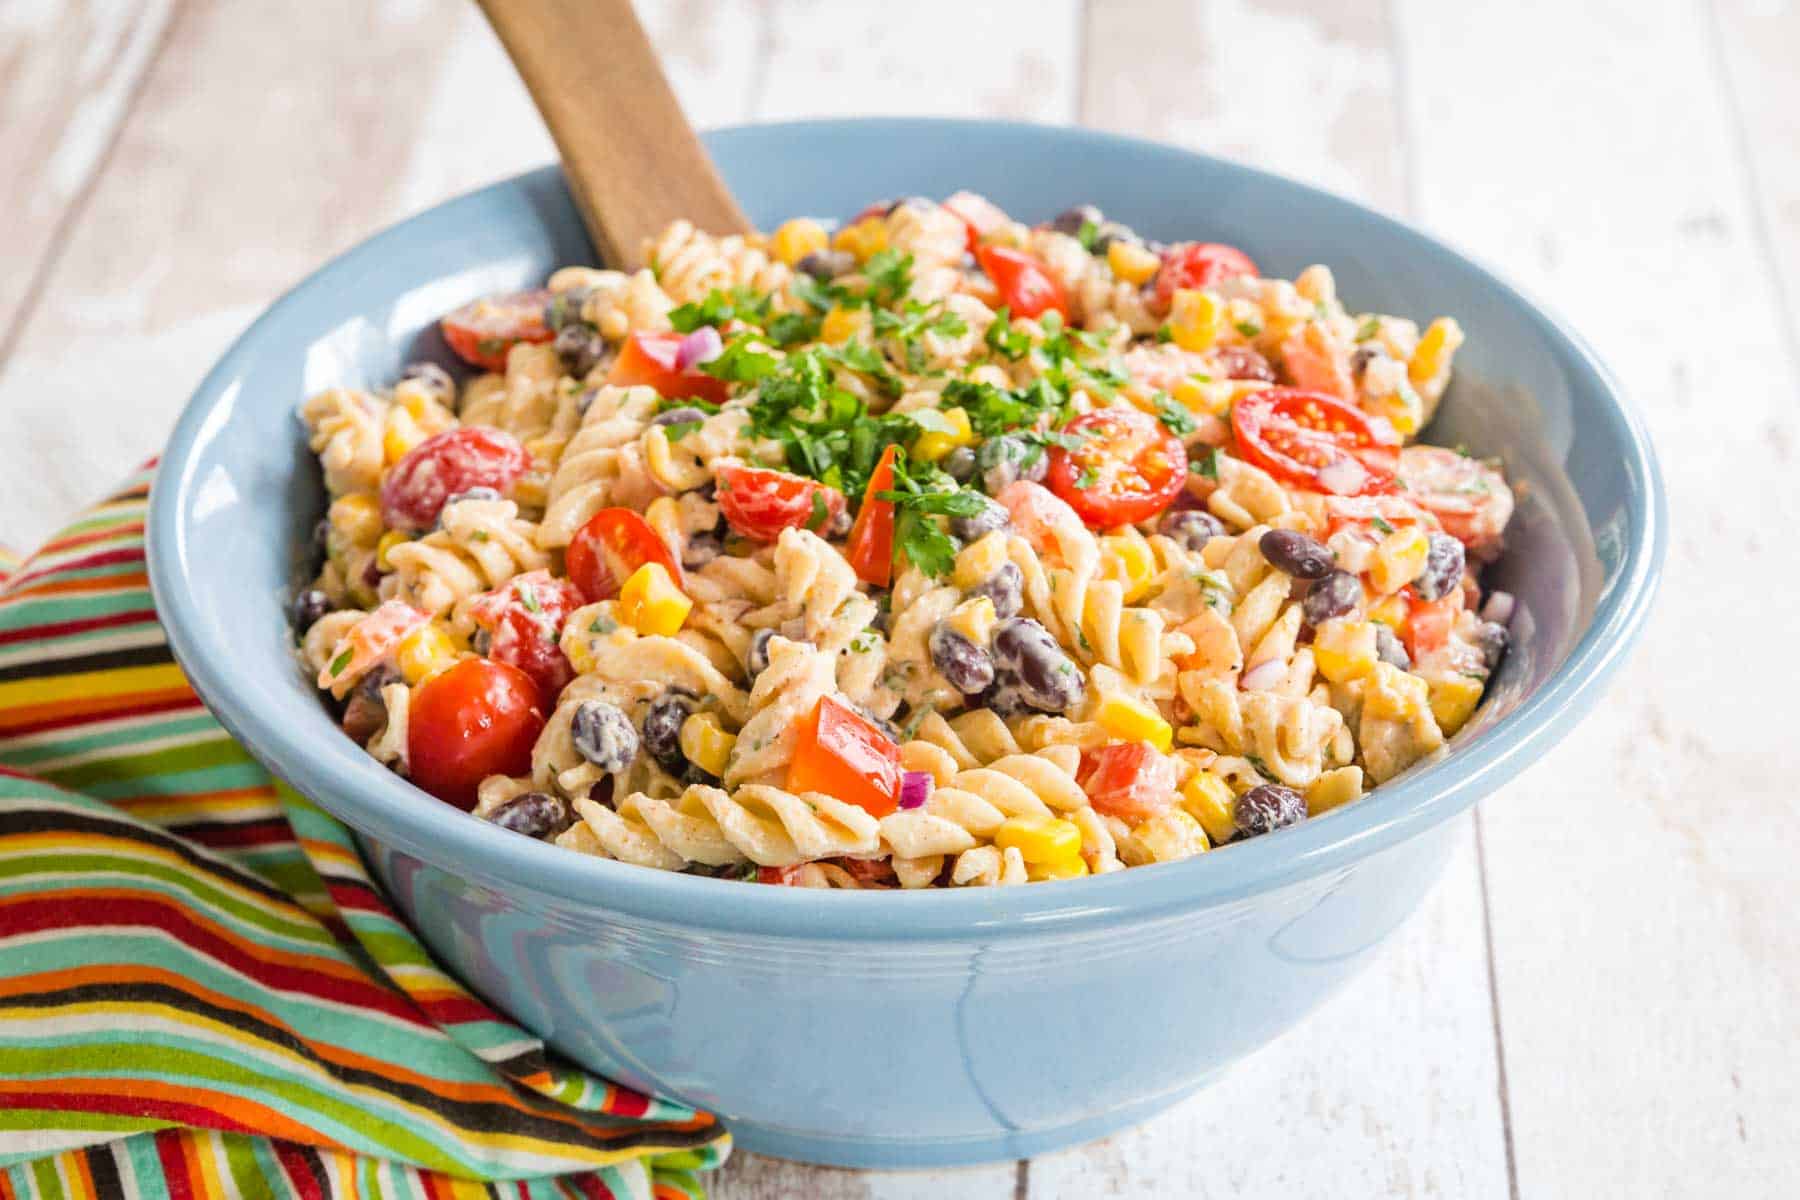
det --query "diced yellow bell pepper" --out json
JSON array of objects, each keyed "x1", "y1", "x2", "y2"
[
  {"x1": 395, "y1": 623, "x2": 458, "y2": 685},
  {"x1": 944, "y1": 595, "x2": 997, "y2": 647},
  {"x1": 771, "y1": 218, "x2": 829, "y2": 266},
  {"x1": 832, "y1": 216, "x2": 888, "y2": 263},
  {"x1": 1312, "y1": 618, "x2": 1378, "y2": 684},
  {"x1": 820, "y1": 305, "x2": 869, "y2": 345},
  {"x1": 1168, "y1": 288, "x2": 1225, "y2": 353},
  {"x1": 374, "y1": 529, "x2": 410, "y2": 571},
  {"x1": 1306, "y1": 765, "x2": 1364, "y2": 815},
  {"x1": 913, "y1": 406, "x2": 974, "y2": 463},
  {"x1": 1099, "y1": 532, "x2": 1157, "y2": 604},
  {"x1": 1409, "y1": 317, "x2": 1464, "y2": 387},
  {"x1": 995, "y1": 815, "x2": 1083, "y2": 864},
  {"x1": 1132, "y1": 808, "x2": 1208, "y2": 862},
  {"x1": 1370, "y1": 526, "x2": 1430, "y2": 595},
  {"x1": 953, "y1": 531, "x2": 1009, "y2": 590},
  {"x1": 1428, "y1": 674, "x2": 1485, "y2": 736},
  {"x1": 1095, "y1": 691, "x2": 1173, "y2": 753},
  {"x1": 1026, "y1": 854, "x2": 1090, "y2": 882},
  {"x1": 679, "y1": 712, "x2": 737, "y2": 778},
  {"x1": 1107, "y1": 239, "x2": 1161, "y2": 285},
  {"x1": 618, "y1": 563, "x2": 691, "y2": 636},
  {"x1": 1181, "y1": 770, "x2": 1238, "y2": 845},
  {"x1": 1363, "y1": 662, "x2": 1432, "y2": 722}
]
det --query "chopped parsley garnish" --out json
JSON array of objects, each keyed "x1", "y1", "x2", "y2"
[
  {"x1": 790, "y1": 272, "x2": 851, "y2": 313},
  {"x1": 1245, "y1": 754, "x2": 1276, "y2": 780},
  {"x1": 668, "y1": 286, "x2": 771, "y2": 333},
  {"x1": 700, "y1": 334, "x2": 780, "y2": 384},
  {"x1": 744, "y1": 346, "x2": 916, "y2": 498},
  {"x1": 588, "y1": 614, "x2": 617, "y2": 635},
  {"x1": 1371, "y1": 515, "x2": 1396, "y2": 535},
  {"x1": 1152, "y1": 392, "x2": 1198, "y2": 436},
  {"x1": 872, "y1": 300, "x2": 970, "y2": 371},
  {"x1": 328, "y1": 648, "x2": 352, "y2": 677},
  {"x1": 860, "y1": 248, "x2": 914, "y2": 307},
  {"x1": 765, "y1": 311, "x2": 822, "y2": 347},
  {"x1": 984, "y1": 306, "x2": 1032, "y2": 359},
  {"x1": 518, "y1": 580, "x2": 540, "y2": 612},
  {"x1": 1355, "y1": 315, "x2": 1382, "y2": 342},
  {"x1": 1075, "y1": 219, "x2": 1101, "y2": 252},
  {"x1": 661, "y1": 420, "x2": 703, "y2": 441},
  {"x1": 1074, "y1": 465, "x2": 1100, "y2": 490},
  {"x1": 940, "y1": 376, "x2": 1072, "y2": 439},
  {"x1": 1234, "y1": 319, "x2": 1263, "y2": 338},
  {"x1": 805, "y1": 489, "x2": 830, "y2": 531},
  {"x1": 876, "y1": 451, "x2": 989, "y2": 577},
  {"x1": 1193, "y1": 446, "x2": 1224, "y2": 478}
]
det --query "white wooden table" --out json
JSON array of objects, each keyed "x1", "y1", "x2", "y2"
[{"x1": 4, "y1": 2, "x2": 1795, "y2": 1194}]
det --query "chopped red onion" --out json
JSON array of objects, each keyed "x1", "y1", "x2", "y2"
[
  {"x1": 898, "y1": 770, "x2": 932, "y2": 810},
  {"x1": 1480, "y1": 590, "x2": 1515, "y2": 627},
  {"x1": 1315, "y1": 457, "x2": 1367, "y2": 496},
  {"x1": 676, "y1": 326, "x2": 723, "y2": 371},
  {"x1": 1239, "y1": 658, "x2": 1286, "y2": 691}
]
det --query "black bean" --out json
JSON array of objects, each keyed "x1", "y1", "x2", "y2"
[
  {"x1": 1349, "y1": 344, "x2": 1383, "y2": 381},
  {"x1": 943, "y1": 445, "x2": 978, "y2": 484},
  {"x1": 1049, "y1": 204, "x2": 1103, "y2": 237},
  {"x1": 929, "y1": 624, "x2": 996, "y2": 695},
  {"x1": 1090, "y1": 221, "x2": 1142, "y2": 254},
  {"x1": 1374, "y1": 624, "x2": 1411, "y2": 669},
  {"x1": 555, "y1": 324, "x2": 606, "y2": 377},
  {"x1": 681, "y1": 530, "x2": 723, "y2": 569},
  {"x1": 683, "y1": 763, "x2": 721, "y2": 787},
  {"x1": 977, "y1": 435, "x2": 1048, "y2": 496},
  {"x1": 341, "y1": 689, "x2": 388, "y2": 743},
  {"x1": 796, "y1": 248, "x2": 855, "y2": 280},
  {"x1": 1160, "y1": 509, "x2": 1226, "y2": 553},
  {"x1": 291, "y1": 588, "x2": 331, "y2": 633},
  {"x1": 950, "y1": 494, "x2": 1010, "y2": 542},
  {"x1": 969, "y1": 560, "x2": 1024, "y2": 620},
  {"x1": 976, "y1": 668, "x2": 1031, "y2": 717},
  {"x1": 1259, "y1": 529, "x2": 1335, "y2": 580},
  {"x1": 571, "y1": 700, "x2": 639, "y2": 773},
  {"x1": 641, "y1": 693, "x2": 695, "y2": 774},
  {"x1": 1212, "y1": 344, "x2": 1276, "y2": 383},
  {"x1": 490, "y1": 791, "x2": 572, "y2": 839},
  {"x1": 401, "y1": 361, "x2": 456, "y2": 405},
  {"x1": 1234, "y1": 783, "x2": 1307, "y2": 838},
  {"x1": 747, "y1": 628, "x2": 776, "y2": 678},
  {"x1": 992, "y1": 618, "x2": 1085, "y2": 713},
  {"x1": 575, "y1": 387, "x2": 601, "y2": 417},
  {"x1": 1302, "y1": 570, "x2": 1362, "y2": 626},
  {"x1": 1472, "y1": 621, "x2": 1509, "y2": 671},
  {"x1": 650, "y1": 405, "x2": 709, "y2": 428},
  {"x1": 542, "y1": 289, "x2": 592, "y2": 332},
  {"x1": 311, "y1": 518, "x2": 331, "y2": 559},
  {"x1": 1413, "y1": 532, "x2": 1466, "y2": 601}
]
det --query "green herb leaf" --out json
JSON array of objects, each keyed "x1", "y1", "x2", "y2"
[
  {"x1": 328, "y1": 648, "x2": 352, "y2": 677},
  {"x1": 806, "y1": 489, "x2": 830, "y2": 531},
  {"x1": 661, "y1": 420, "x2": 703, "y2": 441},
  {"x1": 1234, "y1": 319, "x2": 1263, "y2": 338},
  {"x1": 518, "y1": 580, "x2": 540, "y2": 612},
  {"x1": 1354, "y1": 315, "x2": 1382, "y2": 342},
  {"x1": 766, "y1": 311, "x2": 823, "y2": 347},
  {"x1": 700, "y1": 335, "x2": 780, "y2": 384},
  {"x1": 983, "y1": 307, "x2": 1032, "y2": 360},
  {"x1": 861, "y1": 248, "x2": 914, "y2": 306},
  {"x1": 1371, "y1": 515, "x2": 1396, "y2": 535},
  {"x1": 1152, "y1": 392, "x2": 1198, "y2": 436}
]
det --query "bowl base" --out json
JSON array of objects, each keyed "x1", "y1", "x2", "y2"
[{"x1": 726, "y1": 1071, "x2": 1219, "y2": 1170}]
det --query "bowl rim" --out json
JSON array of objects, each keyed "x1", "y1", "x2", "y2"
[{"x1": 147, "y1": 117, "x2": 1665, "y2": 940}]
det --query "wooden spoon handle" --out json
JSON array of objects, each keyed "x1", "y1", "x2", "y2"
[{"x1": 477, "y1": 0, "x2": 752, "y2": 270}]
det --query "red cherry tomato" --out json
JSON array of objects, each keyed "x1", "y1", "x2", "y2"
[
  {"x1": 407, "y1": 659, "x2": 546, "y2": 811},
  {"x1": 1078, "y1": 742, "x2": 1177, "y2": 824},
  {"x1": 1151, "y1": 242, "x2": 1259, "y2": 312},
  {"x1": 380, "y1": 426, "x2": 531, "y2": 531},
  {"x1": 1322, "y1": 494, "x2": 1439, "y2": 542},
  {"x1": 714, "y1": 465, "x2": 847, "y2": 543},
  {"x1": 465, "y1": 569, "x2": 585, "y2": 699},
  {"x1": 943, "y1": 190, "x2": 1009, "y2": 251},
  {"x1": 757, "y1": 866, "x2": 803, "y2": 885},
  {"x1": 607, "y1": 331, "x2": 730, "y2": 404},
  {"x1": 1401, "y1": 586, "x2": 1464, "y2": 660},
  {"x1": 844, "y1": 445, "x2": 900, "y2": 587},
  {"x1": 565, "y1": 508, "x2": 683, "y2": 603},
  {"x1": 1279, "y1": 323, "x2": 1354, "y2": 401},
  {"x1": 996, "y1": 480, "x2": 1084, "y2": 558},
  {"x1": 788, "y1": 695, "x2": 901, "y2": 818},
  {"x1": 1230, "y1": 388, "x2": 1401, "y2": 497},
  {"x1": 1397, "y1": 445, "x2": 1515, "y2": 559},
  {"x1": 1046, "y1": 407, "x2": 1188, "y2": 529},
  {"x1": 440, "y1": 289, "x2": 554, "y2": 370},
  {"x1": 974, "y1": 245, "x2": 1069, "y2": 320}
]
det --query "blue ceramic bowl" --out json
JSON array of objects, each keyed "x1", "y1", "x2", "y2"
[{"x1": 147, "y1": 120, "x2": 1663, "y2": 1168}]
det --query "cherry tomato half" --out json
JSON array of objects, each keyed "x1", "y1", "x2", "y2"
[
  {"x1": 380, "y1": 426, "x2": 531, "y2": 531},
  {"x1": 607, "y1": 331, "x2": 731, "y2": 405},
  {"x1": 715, "y1": 465, "x2": 847, "y2": 543},
  {"x1": 407, "y1": 659, "x2": 546, "y2": 811},
  {"x1": 316, "y1": 600, "x2": 429, "y2": 696},
  {"x1": 788, "y1": 695, "x2": 901, "y2": 817},
  {"x1": 974, "y1": 245, "x2": 1069, "y2": 321},
  {"x1": 1151, "y1": 242, "x2": 1259, "y2": 313},
  {"x1": 1078, "y1": 742, "x2": 1177, "y2": 824},
  {"x1": 1230, "y1": 387, "x2": 1401, "y2": 497},
  {"x1": 1401, "y1": 586, "x2": 1465, "y2": 661},
  {"x1": 440, "y1": 289, "x2": 554, "y2": 371},
  {"x1": 1397, "y1": 445, "x2": 1515, "y2": 559},
  {"x1": 1046, "y1": 407, "x2": 1188, "y2": 528},
  {"x1": 844, "y1": 445, "x2": 900, "y2": 587},
  {"x1": 565, "y1": 508, "x2": 683, "y2": 603},
  {"x1": 465, "y1": 569, "x2": 585, "y2": 698},
  {"x1": 997, "y1": 479, "x2": 1086, "y2": 559}
]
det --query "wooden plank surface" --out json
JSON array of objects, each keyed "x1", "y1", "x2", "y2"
[{"x1": 1395, "y1": 0, "x2": 1800, "y2": 1195}]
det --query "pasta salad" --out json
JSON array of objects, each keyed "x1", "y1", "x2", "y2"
[{"x1": 293, "y1": 193, "x2": 1516, "y2": 888}]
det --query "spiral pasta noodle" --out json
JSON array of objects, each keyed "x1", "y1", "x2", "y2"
[
  {"x1": 723, "y1": 636, "x2": 838, "y2": 788},
  {"x1": 301, "y1": 389, "x2": 387, "y2": 496},
  {"x1": 382, "y1": 497, "x2": 548, "y2": 617},
  {"x1": 537, "y1": 385, "x2": 662, "y2": 547},
  {"x1": 645, "y1": 220, "x2": 792, "y2": 306}
]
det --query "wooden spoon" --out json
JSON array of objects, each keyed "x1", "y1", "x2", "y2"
[{"x1": 477, "y1": 0, "x2": 752, "y2": 270}]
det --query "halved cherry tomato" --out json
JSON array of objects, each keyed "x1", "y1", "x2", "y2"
[
  {"x1": 996, "y1": 479, "x2": 1083, "y2": 561},
  {"x1": 1397, "y1": 445, "x2": 1515, "y2": 559},
  {"x1": 1231, "y1": 387, "x2": 1401, "y2": 497},
  {"x1": 715, "y1": 465, "x2": 847, "y2": 543},
  {"x1": 1046, "y1": 407, "x2": 1188, "y2": 528},
  {"x1": 788, "y1": 695, "x2": 901, "y2": 817},
  {"x1": 757, "y1": 866, "x2": 803, "y2": 885},
  {"x1": 316, "y1": 600, "x2": 429, "y2": 697},
  {"x1": 1078, "y1": 742, "x2": 1177, "y2": 824},
  {"x1": 607, "y1": 331, "x2": 731, "y2": 405},
  {"x1": 1322, "y1": 494, "x2": 1438, "y2": 540},
  {"x1": 1401, "y1": 586, "x2": 1464, "y2": 660},
  {"x1": 466, "y1": 569, "x2": 585, "y2": 698},
  {"x1": 1151, "y1": 242, "x2": 1258, "y2": 312},
  {"x1": 974, "y1": 245, "x2": 1069, "y2": 321},
  {"x1": 943, "y1": 190, "x2": 1008, "y2": 251},
  {"x1": 380, "y1": 427, "x2": 531, "y2": 531},
  {"x1": 440, "y1": 289, "x2": 554, "y2": 370},
  {"x1": 407, "y1": 659, "x2": 546, "y2": 811},
  {"x1": 844, "y1": 445, "x2": 900, "y2": 587},
  {"x1": 838, "y1": 857, "x2": 899, "y2": 886},
  {"x1": 566, "y1": 508, "x2": 683, "y2": 603}
]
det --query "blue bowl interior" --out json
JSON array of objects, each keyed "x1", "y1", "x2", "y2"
[{"x1": 148, "y1": 120, "x2": 1663, "y2": 938}]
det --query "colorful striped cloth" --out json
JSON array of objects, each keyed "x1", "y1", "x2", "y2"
[{"x1": 0, "y1": 464, "x2": 729, "y2": 1199}]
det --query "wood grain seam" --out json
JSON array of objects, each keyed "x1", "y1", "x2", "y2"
[{"x1": 1473, "y1": 810, "x2": 1521, "y2": 1200}]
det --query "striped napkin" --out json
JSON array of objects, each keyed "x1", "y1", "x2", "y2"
[{"x1": 0, "y1": 464, "x2": 729, "y2": 1199}]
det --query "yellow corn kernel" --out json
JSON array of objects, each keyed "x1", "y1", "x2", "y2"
[
  {"x1": 945, "y1": 595, "x2": 997, "y2": 647},
  {"x1": 1307, "y1": 765, "x2": 1364, "y2": 815},
  {"x1": 1428, "y1": 674, "x2": 1485, "y2": 736},
  {"x1": 1168, "y1": 288, "x2": 1225, "y2": 353},
  {"x1": 329, "y1": 493, "x2": 383, "y2": 547},
  {"x1": 1363, "y1": 662, "x2": 1432, "y2": 723},
  {"x1": 1107, "y1": 239, "x2": 1161, "y2": 285},
  {"x1": 1132, "y1": 808, "x2": 1209, "y2": 862},
  {"x1": 1370, "y1": 526, "x2": 1431, "y2": 595},
  {"x1": 394, "y1": 623, "x2": 458, "y2": 685},
  {"x1": 1368, "y1": 594, "x2": 1408, "y2": 629},
  {"x1": 1099, "y1": 532, "x2": 1157, "y2": 604},
  {"x1": 1181, "y1": 770, "x2": 1238, "y2": 845},
  {"x1": 771, "y1": 218, "x2": 829, "y2": 266},
  {"x1": 679, "y1": 712, "x2": 737, "y2": 778},
  {"x1": 832, "y1": 216, "x2": 888, "y2": 263},
  {"x1": 1026, "y1": 854, "x2": 1090, "y2": 882},
  {"x1": 1409, "y1": 317, "x2": 1464, "y2": 387},
  {"x1": 1368, "y1": 387, "x2": 1423, "y2": 438},
  {"x1": 1171, "y1": 376, "x2": 1229, "y2": 417},
  {"x1": 820, "y1": 305, "x2": 869, "y2": 345},
  {"x1": 913, "y1": 406, "x2": 975, "y2": 463},
  {"x1": 1312, "y1": 617, "x2": 1378, "y2": 684},
  {"x1": 953, "y1": 531, "x2": 1009, "y2": 590},
  {"x1": 1094, "y1": 692, "x2": 1173, "y2": 753},
  {"x1": 382, "y1": 411, "x2": 425, "y2": 465},
  {"x1": 995, "y1": 815, "x2": 1084, "y2": 865},
  {"x1": 374, "y1": 530, "x2": 410, "y2": 571},
  {"x1": 618, "y1": 563, "x2": 691, "y2": 636}
]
